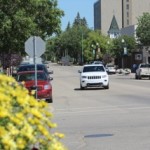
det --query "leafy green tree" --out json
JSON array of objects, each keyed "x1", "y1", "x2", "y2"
[
  {"x1": 0, "y1": 0, "x2": 64, "y2": 54},
  {"x1": 136, "y1": 12, "x2": 150, "y2": 46},
  {"x1": 66, "y1": 22, "x2": 71, "y2": 31},
  {"x1": 113, "y1": 35, "x2": 136, "y2": 57},
  {"x1": 83, "y1": 29, "x2": 111, "y2": 62},
  {"x1": 73, "y1": 12, "x2": 88, "y2": 28},
  {"x1": 46, "y1": 24, "x2": 90, "y2": 63}
]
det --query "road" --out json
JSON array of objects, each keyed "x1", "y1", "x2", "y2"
[{"x1": 49, "y1": 63, "x2": 150, "y2": 150}]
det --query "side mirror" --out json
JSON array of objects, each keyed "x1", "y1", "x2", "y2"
[
  {"x1": 49, "y1": 77, "x2": 53, "y2": 81},
  {"x1": 48, "y1": 70, "x2": 53, "y2": 74}
]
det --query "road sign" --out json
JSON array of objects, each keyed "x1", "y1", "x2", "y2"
[{"x1": 25, "y1": 36, "x2": 45, "y2": 57}]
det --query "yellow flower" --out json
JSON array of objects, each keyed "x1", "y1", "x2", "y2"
[
  {"x1": 7, "y1": 123, "x2": 20, "y2": 135},
  {"x1": 15, "y1": 112, "x2": 24, "y2": 120},
  {"x1": 54, "y1": 132, "x2": 65, "y2": 139},
  {"x1": 16, "y1": 138, "x2": 26, "y2": 149},
  {"x1": 0, "y1": 74, "x2": 66, "y2": 150},
  {"x1": 0, "y1": 126, "x2": 7, "y2": 137},
  {"x1": 0, "y1": 107, "x2": 9, "y2": 118},
  {"x1": 30, "y1": 108, "x2": 42, "y2": 119},
  {"x1": 10, "y1": 116, "x2": 22, "y2": 125},
  {"x1": 2, "y1": 134, "x2": 17, "y2": 150}
]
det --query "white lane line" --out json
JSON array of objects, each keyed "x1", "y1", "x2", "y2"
[{"x1": 54, "y1": 106, "x2": 150, "y2": 115}]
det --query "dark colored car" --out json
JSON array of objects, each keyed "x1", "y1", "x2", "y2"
[
  {"x1": 17, "y1": 70, "x2": 53, "y2": 103},
  {"x1": 17, "y1": 64, "x2": 53, "y2": 78}
]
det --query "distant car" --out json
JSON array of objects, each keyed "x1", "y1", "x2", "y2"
[
  {"x1": 78, "y1": 64, "x2": 109, "y2": 89},
  {"x1": 92, "y1": 61, "x2": 103, "y2": 64},
  {"x1": 105, "y1": 64, "x2": 116, "y2": 74},
  {"x1": 17, "y1": 64, "x2": 53, "y2": 78},
  {"x1": 135, "y1": 63, "x2": 150, "y2": 79},
  {"x1": 17, "y1": 70, "x2": 53, "y2": 103}
]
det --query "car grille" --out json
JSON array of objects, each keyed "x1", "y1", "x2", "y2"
[
  {"x1": 88, "y1": 76, "x2": 101, "y2": 79},
  {"x1": 87, "y1": 83, "x2": 102, "y2": 87}
]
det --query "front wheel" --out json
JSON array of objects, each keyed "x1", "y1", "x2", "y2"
[
  {"x1": 80, "y1": 84, "x2": 85, "y2": 90},
  {"x1": 135, "y1": 74, "x2": 138, "y2": 79},
  {"x1": 104, "y1": 84, "x2": 109, "y2": 89},
  {"x1": 135, "y1": 74, "x2": 141, "y2": 79},
  {"x1": 46, "y1": 98, "x2": 53, "y2": 103}
]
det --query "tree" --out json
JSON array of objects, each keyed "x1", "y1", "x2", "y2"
[
  {"x1": 136, "y1": 12, "x2": 150, "y2": 46},
  {"x1": 73, "y1": 12, "x2": 88, "y2": 28},
  {"x1": 73, "y1": 12, "x2": 81, "y2": 26},
  {"x1": 46, "y1": 24, "x2": 90, "y2": 63},
  {"x1": 82, "y1": 17, "x2": 88, "y2": 27},
  {"x1": 65, "y1": 22, "x2": 71, "y2": 31},
  {"x1": 0, "y1": 0, "x2": 64, "y2": 54},
  {"x1": 83, "y1": 29, "x2": 111, "y2": 62},
  {"x1": 113, "y1": 35, "x2": 136, "y2": 57}
]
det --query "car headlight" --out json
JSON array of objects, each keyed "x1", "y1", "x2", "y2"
[
  {"x1": 82, "y1": 76, "x2": 87, "y2": 79},
  {"x1": 44, "y1": 84, "x2": 51, "y2": 90},
  {"x1": 102, "y1": 75, "x2": 108, "y2": 78}
]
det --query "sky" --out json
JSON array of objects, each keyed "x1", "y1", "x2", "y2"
[{"x1": 57, "y1": 0, "x2": 97, "y2": 31}]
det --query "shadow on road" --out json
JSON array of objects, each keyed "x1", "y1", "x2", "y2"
[
  {"x1": 84, "y1": 133, "x2": 114, "y2": 138},
  {"x1": 74, "y1": 87, "x2": 106, "y2": 91}
]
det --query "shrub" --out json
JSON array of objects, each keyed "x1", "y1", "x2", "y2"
[{"x1": 0, "y1": 74, "x2": 67, "y2": 150}]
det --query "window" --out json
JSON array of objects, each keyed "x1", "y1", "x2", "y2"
[
  {"x1": 83, "y1": 66, "x2": 105, "y2": 72},
  {"x1": 127, "y1": 11, "x2": 129, "y2": 17},
  {"x1": 126, "y1": 4, "x2": 129, "y2": 10},
  {"x1": 127, "y1": 19, "x2": 129, "y2": 25}
]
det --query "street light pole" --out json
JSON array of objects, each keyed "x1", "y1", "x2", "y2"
[
  {"x1": 96, "y1": 43, "x2": 99, "y2": 60},
  {"x1": 91, "y1": 43, "x2": 99, "y2": 61},
  {"x1": 81, "y1": 31, "x2": 83, "y2": 64},
  {"x1": 121, "y1": 39, "x2": 127, "y2": 69}
]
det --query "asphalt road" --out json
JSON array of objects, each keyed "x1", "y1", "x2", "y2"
[{"x1": 49, "y1": 63, "x2": 150, "y2": 150}]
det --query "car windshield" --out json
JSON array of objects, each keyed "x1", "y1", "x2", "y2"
[
  {"x1": 18, "y1": 65, "x2": 48, "y2": 73},
  {"x1": 83, "y1": 66, "x2": 105, "y2": 72},
  {"x1": 18, "y1": 72, "x2": 47, "y2": 81},
  {"x1": 141, "y1": 64, "x2": 150, "y2": 68},
  {"x1": 106, "y1": 64, "x2": 115, "y2": 67}
]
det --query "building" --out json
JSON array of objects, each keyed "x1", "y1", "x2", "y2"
[
  {"x1": 122, "y1": 0, "x2": 150, "y2": 28},
  {"x1": 94, "y1": 0, "x2": 150, "y2": 35},
  {"x1": 94, "y1": 0, "x2": 122, "y2": 35},
  {"x1": 108, "y1": 15, "x2": 120, "y2": 39},
  {"x1": 120, "y1": 24, "x2": 137, "y2": 39}
]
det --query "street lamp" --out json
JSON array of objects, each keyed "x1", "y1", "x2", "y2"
[
  {"x1": 121, "y1": 39, "x2": 127, "y2": 68},
  {"x1": 91, "y1": 43, "x2": 99, "y2": 61}
]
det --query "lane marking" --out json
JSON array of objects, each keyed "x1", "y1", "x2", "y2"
[{"x1": 54, "y1": 105, "x2": 150, "y2": 115}]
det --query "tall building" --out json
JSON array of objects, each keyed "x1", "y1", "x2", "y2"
[
  {"x1": 122, "y1": 0, "x2": 150, "y2": 27},
  {"x1": 94, "y1": 0, "x2": 150, "y2": 35}
]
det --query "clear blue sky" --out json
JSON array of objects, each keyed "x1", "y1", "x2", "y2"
[{"x1": 57, "y1": 0, "x2": 97, "y2": 31}]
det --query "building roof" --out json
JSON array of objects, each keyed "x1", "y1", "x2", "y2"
[{"x1": 108, "y1": 15, "x2": 120, "y2": 34}]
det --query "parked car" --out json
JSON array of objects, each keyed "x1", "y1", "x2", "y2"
[
  {"x1": 92, "y1": 61, "x2": 103, "y2": 64},
  {"x1": 105, "y1": 64, "x2": 116, "y2": 74},
  {"x1": 17, "y1": 64, "x2": 53, "y2": 78},
  {"x1": 17, "y1": 70, "x2": 53, "y2": 103},
  {"x1": 78, "y1": 64, "x2": 109, "y2": 90},
  {"x1": 135, "y1": 63, "x2": 150, "y2": 79}
]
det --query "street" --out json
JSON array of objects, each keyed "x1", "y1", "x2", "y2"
[{"x1": 49, "y1": 63, "x2": 150, "y2": 150}]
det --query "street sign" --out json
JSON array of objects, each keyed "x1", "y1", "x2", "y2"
[
  {"x1": 25, "y1": 36, "x2": 45, "y2": 57},
  {"x1": 25, "y1": 36, "x2": 46, "y2": 99}
]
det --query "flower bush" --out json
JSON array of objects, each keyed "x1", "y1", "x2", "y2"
[{"x1": 0, "y1": 74, "x2": 67, "y2": 150}]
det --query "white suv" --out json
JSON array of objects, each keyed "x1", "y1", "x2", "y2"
[{"x1": 78, "y1": 64, "x2": 109, "y2": 89}]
